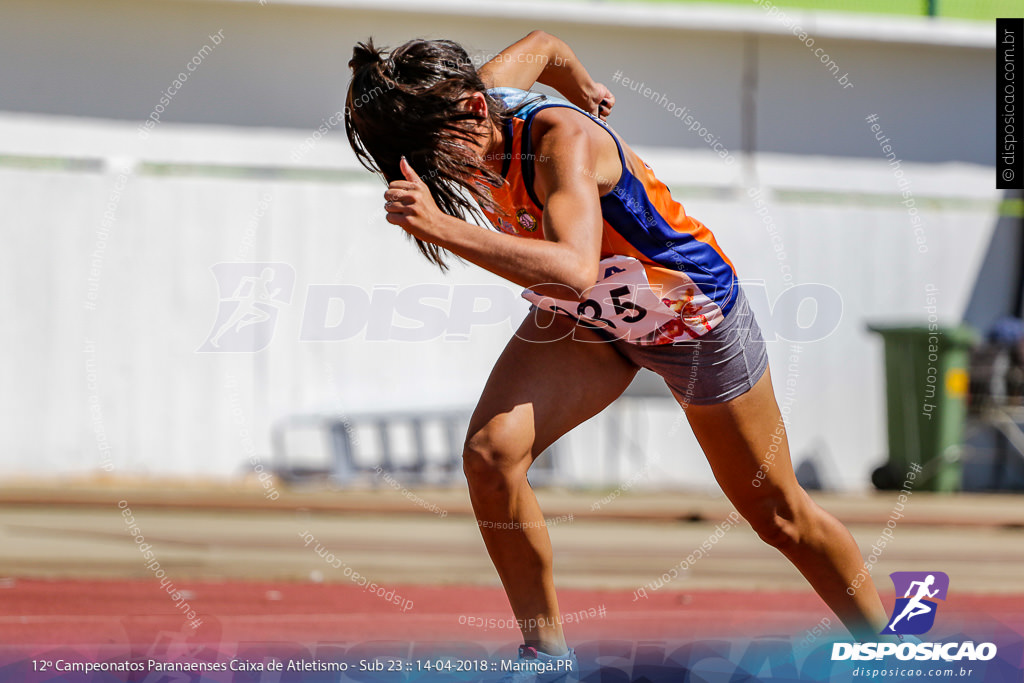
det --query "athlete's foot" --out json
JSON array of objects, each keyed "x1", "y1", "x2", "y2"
[{"x1": 495, "y1": 645, "x2": 579, "y2": 683}]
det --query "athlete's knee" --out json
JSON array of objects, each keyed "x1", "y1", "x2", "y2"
[
  {"x1": 462, "y1": 415, "x2": 531, "y2": 488},
  {"x1": 742, "y1": 489, "x2": 817, "y2": 550}
]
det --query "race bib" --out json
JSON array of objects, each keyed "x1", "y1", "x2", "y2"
[{"x1": 522, "y1": 255, "x2": 679, "y2": 341}]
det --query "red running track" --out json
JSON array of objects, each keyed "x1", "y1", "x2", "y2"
[{"x1": 2, "y1": 579, "x2": 1023, "y2": 647}]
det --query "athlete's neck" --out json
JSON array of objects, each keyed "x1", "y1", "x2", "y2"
[{"x1": 481, "y1": 119, "x2": 506, "y2": 176}]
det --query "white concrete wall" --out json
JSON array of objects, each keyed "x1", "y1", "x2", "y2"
[
  {"x1": 0, "y1": 113, "x2": 1003, "y2": 489},
  {"x1": 0, "y1": 0, "x2": 993, "y2": 163},
  {"x1": 0, "y1": 0, "x2": 1008, "y2": 490}
]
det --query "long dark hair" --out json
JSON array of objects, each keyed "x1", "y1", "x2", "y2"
[{"x1": 345, "y1": 38, "x2": 507, "y2": 271}]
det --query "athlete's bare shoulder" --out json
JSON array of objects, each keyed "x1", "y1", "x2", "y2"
[{"x1": 528, "y1": 106, "x2": 622, "y2": 195}]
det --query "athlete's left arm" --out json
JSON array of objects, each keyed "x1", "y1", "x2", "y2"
[{"x1": 479, "y1": 30, "x2": 614, "y2": 121}]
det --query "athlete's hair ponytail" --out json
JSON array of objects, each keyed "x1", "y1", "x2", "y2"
[{"x1": 345, "y1": 38, "x2": 506, "y2": 271}]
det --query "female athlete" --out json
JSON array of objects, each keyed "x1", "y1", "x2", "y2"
[{"x1": 345, "y1": 31, "x2": 888, "y2": 680}]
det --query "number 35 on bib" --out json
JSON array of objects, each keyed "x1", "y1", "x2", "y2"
[{"x1": 521, "y1": 256, "x2": 680, "y2": 341}]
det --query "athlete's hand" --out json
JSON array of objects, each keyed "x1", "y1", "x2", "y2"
[
  {"x1": 384, "y1": 157, "x2": 446, "y2": 243},
  {"x1": 585, "y1": 83, "x2": 614, "y2": 121}
]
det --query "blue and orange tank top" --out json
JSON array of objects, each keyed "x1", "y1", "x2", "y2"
[{"x1": 479, "y1": 87, "x2": 738, "y2": 345}]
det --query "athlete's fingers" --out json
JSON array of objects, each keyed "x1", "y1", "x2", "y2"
[
  {"x1": 384, "y1": 199, "x2": 411, "y2": 213},
  {"x1": 384, "y1": 189, "x2": 415, "y2": 205},
  {"x1": 591, "y1": 84, "x2": 615, "y2": 121},
  {"x1": 385, "y1": 211, "x2": 411, "y2": 227},
  {"x1": 399, "y1": 156, "x2": 422, "y2": 184},
  {"x1": 387, "y1": 180, "x2": 419, "y2": 191}
]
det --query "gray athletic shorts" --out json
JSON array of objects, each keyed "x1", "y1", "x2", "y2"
[{"x1": 594, "y1": 285, "x2": 770, "y2": 406}]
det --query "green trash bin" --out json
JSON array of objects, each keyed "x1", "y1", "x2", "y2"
[{"x1": 867, "y1": 324, "x2": 977, "y2": 492}]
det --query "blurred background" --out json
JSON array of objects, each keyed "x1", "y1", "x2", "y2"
[{"x1": 2, "y1": 0, "x2": 1020, "y2": 493}]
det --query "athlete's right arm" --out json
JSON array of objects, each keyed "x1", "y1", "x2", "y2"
[
  {"x1": 384, "y1": 130, "x2": 603, "y2": 297},
  {"x1": 479, "y1": 30, "x2": 614, "y2": 120}
]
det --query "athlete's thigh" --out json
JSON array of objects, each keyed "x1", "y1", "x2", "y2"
[
  {"x1": 677, "y1": 366, "x2": 801, "y2": 504},
  {"x1": 467, "y1": 309, "x2": 639, "y2": 465}
]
